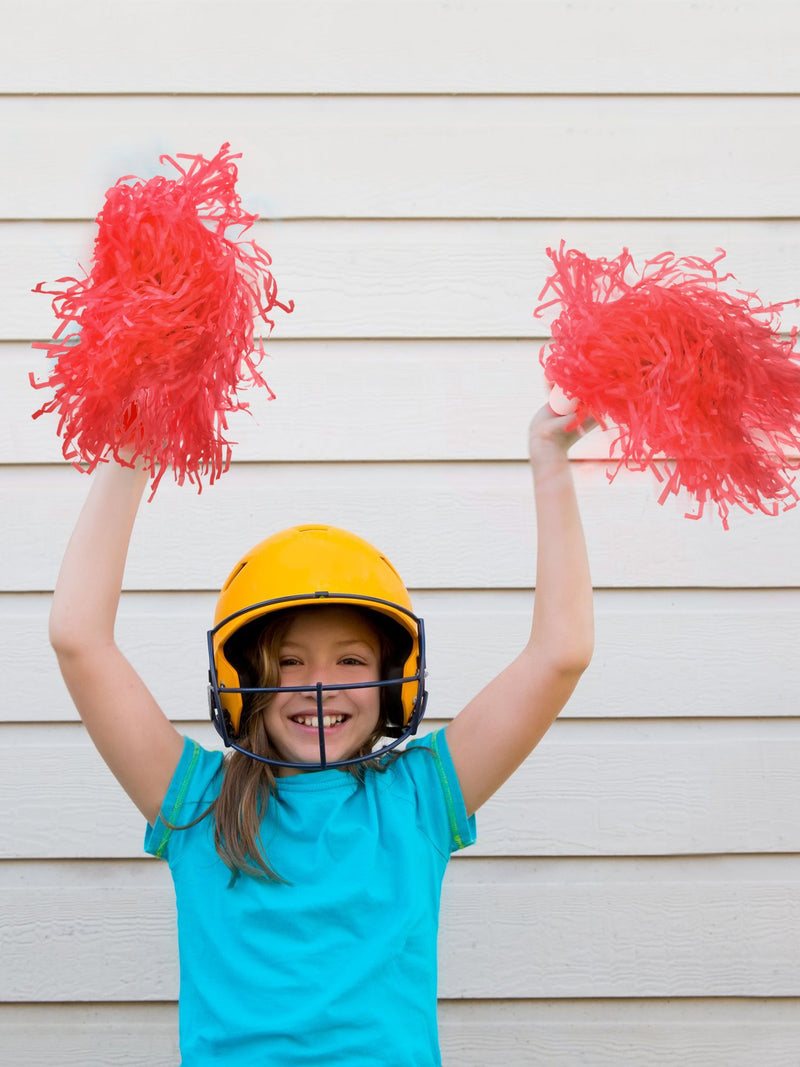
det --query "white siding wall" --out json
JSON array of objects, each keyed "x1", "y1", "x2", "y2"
[{"x1": 3, "y1": 1, "x2": 800, "y2": 1063}]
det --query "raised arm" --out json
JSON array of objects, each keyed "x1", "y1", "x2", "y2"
[
  {"x1": 50, "y1": 460, "x2": 184, "y2": 824},
  {"x1": 445, "y1": 403, "x2": 594, "y2": 816}
]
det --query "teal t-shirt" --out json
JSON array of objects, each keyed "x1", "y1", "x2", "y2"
[{"x1": 145, "y1": 730, "x2": 476, "y2": 1066}]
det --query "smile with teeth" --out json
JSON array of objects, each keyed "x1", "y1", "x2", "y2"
[{"x1": 291, "y1": 713, "x2": 349, "y2": 729}]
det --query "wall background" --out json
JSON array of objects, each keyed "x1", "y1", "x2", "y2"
[{"x1": 3, "y1": 2, "x2": 800, "y2": 1063}]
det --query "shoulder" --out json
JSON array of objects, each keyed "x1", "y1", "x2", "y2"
[
  {"x1": 144, "y1": 737, "x2": 224, "y2": 859},
  {"x1": 380, "y1": 730, "x2": 476, "y2": 854}
]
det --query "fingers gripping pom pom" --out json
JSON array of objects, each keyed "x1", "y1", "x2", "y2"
[
  {"x1": 30, "y1": 144, "x2": 293, "y2": 497},
  {"x1": 535, "y1": 243, "x2": 800, "y2": 528},
  {"x1": 547, "y1": 384, "x2": 580, "y2": 416}
]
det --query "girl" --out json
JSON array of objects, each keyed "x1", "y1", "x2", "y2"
[{"x1": 49, "y1": 402, "x2": 593, "y2": 1065}]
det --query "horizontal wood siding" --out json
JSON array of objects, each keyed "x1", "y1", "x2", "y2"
[
  {"x1": 10, "y1": 588, "x2": 800, "y2": 722},
  {"x1": 3, "y1": 1000, "x2": 800, "y2": 1067},
  {"x1": 4, "y1": 464, "x2": 799, "y2": 592},
  {"x1": 14, "y1": 221, "x2": 800, "y2": 342},
  {"x1": 2, "y1": 1, "x2": 799, "y2": 94},
  {"x1": 5, "y1": 719, "x2": 800, "y2": 858},
  {"x1": 4, "y1": 858, "x2": 800, "y2": 1001},
  {"x1": 5, "y1": 96, "x2": 800, "y2": 220}
]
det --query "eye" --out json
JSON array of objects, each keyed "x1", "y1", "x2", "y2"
[
  {"x1": 339, "y1": 656, "x2": 366, "y2": 666},
  {"x1": 279, "y1": 655, "x2": 302, "y2": 668}
]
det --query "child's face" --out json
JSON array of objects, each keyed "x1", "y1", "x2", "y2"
[{"x1": 263, "y1": 606, "x2": 383, "y2": 774}]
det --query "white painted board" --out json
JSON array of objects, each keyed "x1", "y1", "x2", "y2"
[
  {"x1": 5, "y1": 719, "x2": 800, "y2": 858},
  {"x1": 5, "y1": 463, "x2": 800, "y2": 593},
  {"x1": 1, "y1": 1, "x2": 798, "y2": 94},
  {"x1": 11, "y1": 588, "x2": 800, "y2": 723},
  {"x1": 14, "y1": 220, "x2": 800, "y2": 342},
  {"x1": 3, "y1": 999, "x2": 800, "y2": 1067},
  {"x1": 5, "y1": 96, "x2": 800, "y2": 220},
  {"x1": 4, "y1": 856, "x2": 800, "y2": 1000}
]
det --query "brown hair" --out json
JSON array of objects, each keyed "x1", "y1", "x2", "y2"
[{"x1": 210, "y1": 607, "x2": 397, "y2": 882}]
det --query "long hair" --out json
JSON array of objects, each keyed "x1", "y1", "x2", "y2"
[{"x1": 211, "y1": 607, "x2": 398, "y2": 882}]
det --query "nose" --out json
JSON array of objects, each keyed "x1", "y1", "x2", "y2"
[{"x1": 295, "y1": 665, "x2": 345, "y2": 697}]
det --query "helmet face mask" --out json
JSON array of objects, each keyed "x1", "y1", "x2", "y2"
[{"x1": 207, "y1": 527, "x2": 428, "y2": 770}]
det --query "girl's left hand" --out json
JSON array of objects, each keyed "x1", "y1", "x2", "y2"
[{"x1": 528, "y1": 401, "x2": 596, "y2": 466}]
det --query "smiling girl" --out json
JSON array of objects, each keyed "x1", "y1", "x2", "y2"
[{"x1": 49, "y1": 402, "x2": 593, "y2": 1065}]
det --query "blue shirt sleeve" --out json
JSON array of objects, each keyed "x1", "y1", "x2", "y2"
[
  {"x1": 403, "y1": 728, "x2": 477, "y2": 855},
  {"x1": 144, "y1": 735, "x2": 224, "y2": 861}
]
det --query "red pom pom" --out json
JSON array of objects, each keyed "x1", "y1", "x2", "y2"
[
  {"x1": 535, "y1": 243, "x2": 800, "y2": 528},
  {"x1": 30, "y1": 144, "x2": 293, "y2": 496}
]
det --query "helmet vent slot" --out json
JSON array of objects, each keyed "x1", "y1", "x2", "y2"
[
  {"x1": 380, "y1": 555, "x2": 403, "y2": 582},
  {"x1": 222, "y1": 561, "x2": 247, "y2": 592}
]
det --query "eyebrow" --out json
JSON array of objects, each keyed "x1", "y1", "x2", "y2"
[{"x1": 280, "y1": 638, "x2": 378, "y2": 652}]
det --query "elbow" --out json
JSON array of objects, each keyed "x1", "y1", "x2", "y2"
[
  {"x1": 557, "y1": 650, "x2": 592, "y2": 686},
  {"x1": 49, "y1": 605, "x2": 101, "y2": 662},
  {"x1": 530, "y1": 600, "x2": 595, "y2": 680},
  {"x1": 49, "y1": 620, "x2": 115, "y2": 686},
  {"x1": 49, "y1": 628, "x2": 84, "y2": 666},
  {"x1": 545, "y1": 630, "x2": 594, "y2": 681},
  {"x1": 571, "y1": 632, "x2": 595, "y2": 677},
  {"x1": 548, "y1": 652, "x2": 592, "y2": 706},
  {"x1": 570, "y1": 632, "x2": 594, "y2": 676},
  {"x1": 49, "y1": 599, "x2": 80, "y2": 658},
  {"x1": 49, "y1": 612, "x2": 73, "y2": 658}
]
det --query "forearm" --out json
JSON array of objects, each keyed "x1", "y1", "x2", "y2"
[
  {"x1": 50, "y1": 459, "x2": 150, "y2": 655},
  {"x1": 527, "y1": 436, "x2": 594, "y2": 674},
  {"x1": 444, "y1": 405, "x2": 594, "y2": 814},
  {"x1": 49, "y1": 457, "x2": 183, "y2": 821}
]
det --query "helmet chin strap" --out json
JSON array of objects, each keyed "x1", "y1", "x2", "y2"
[{"x1": 315, "y1": 682, "x2": 327, "y2": 769}]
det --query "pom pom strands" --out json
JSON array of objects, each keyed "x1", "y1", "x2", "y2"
[
  {"x1": 536, "y1": 243, "x2": 800, "y2": 528},
  {"x1": 31, "y1": 144, "x2": 293, "y2": 496}
]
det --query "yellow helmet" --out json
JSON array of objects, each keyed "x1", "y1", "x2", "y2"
[{"x1": 207, "y1": 525, "x2": 427, "y2": 768}]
